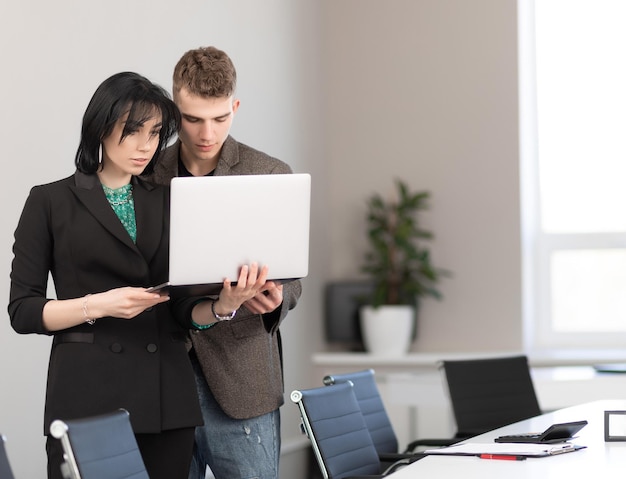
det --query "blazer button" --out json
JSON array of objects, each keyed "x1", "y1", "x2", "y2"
[
  {"x1": 110, "y1": 343, "x2": 123, "y2": 353},
  {"x1": 146, "y1": 343, "x2": 158, "y2": 353}
]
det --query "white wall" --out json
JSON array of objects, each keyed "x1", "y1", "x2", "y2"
[
  {"x1": 0, "y1": 1, "x2": 325, "y2": 477},
  {"x1": 322, "y1": 0, "x2": 521, "y2": 352}
]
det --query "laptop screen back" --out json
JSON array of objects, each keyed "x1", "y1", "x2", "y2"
[{"x1": 169, "y1": 173, "x2": 310, "y2": 286}]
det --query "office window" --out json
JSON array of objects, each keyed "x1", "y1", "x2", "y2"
[{"x1": 520, "y1": 0, "x2": 626, "y2": 351}]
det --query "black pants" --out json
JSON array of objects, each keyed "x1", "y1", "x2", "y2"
[{"x1": 46, "y1": 427, "x2": 195, "y2": 479}]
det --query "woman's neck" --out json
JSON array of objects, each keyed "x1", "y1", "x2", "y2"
[{"x1": 97, "y1": 170, "x2": 132, "y2": 189}]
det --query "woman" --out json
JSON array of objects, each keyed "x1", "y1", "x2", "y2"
[{"x1": 8, "y1": 72, "x2": 267, "y2": 479}]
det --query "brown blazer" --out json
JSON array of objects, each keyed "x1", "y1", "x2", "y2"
[
  {"x1": 9, "y1": 171, "x2": 202, "y2": 434},
  {"x1": 149, "y1": 137, "x2": 302, "y2": 419}
]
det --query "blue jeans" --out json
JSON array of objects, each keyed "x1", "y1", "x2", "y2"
[{"x1": 188, "y1": 353, "x2": 281, "y2": 479}]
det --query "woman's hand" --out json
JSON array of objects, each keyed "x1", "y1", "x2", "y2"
[
  {"x1": 42, "y1": 287, "x2": 169, "y2": 331},
  {"x1": 89, "y1": 287, "x2": 170, "y2": 320}
]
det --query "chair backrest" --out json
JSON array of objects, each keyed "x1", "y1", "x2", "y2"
[
  {"x1": 441, "y1": 355, "x2": 542, "y2": 437},
  {"x1": 323, "y1": 369, "x2": 398, "y2": 455},
  {"x1": 49, "y1": 408, "x2": 148, "y2": 479},
  {"x1": 0, "y1": 434, "x2": 15, "y2": 479},
  {"x1": 291, "y1": 381, "x2": 381, "y2": 479}
]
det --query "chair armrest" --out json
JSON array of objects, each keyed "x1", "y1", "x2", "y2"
[
  {"x1": 403, "y1": 437, "x2": 462, "y2": 452},
  {"x1": 379, "y1": 452, "x2": 425, "y2": 462}
]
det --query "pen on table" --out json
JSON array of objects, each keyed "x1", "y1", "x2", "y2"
[{"x1": 479, "y1": 454, "x2": 527, "y2": 461}]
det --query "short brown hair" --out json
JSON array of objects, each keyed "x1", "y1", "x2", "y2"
[{"x1": 173, "y1": 46, "x2": 237, "y2": 98}]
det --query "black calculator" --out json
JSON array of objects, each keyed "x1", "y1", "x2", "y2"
[{"x1": 494, "y1": 420, "x2": 588, "y2": 444}]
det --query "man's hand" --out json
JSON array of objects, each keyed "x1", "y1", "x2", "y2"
[
  {"x1": 243, "y1": 281, "x2": 284, "y2": 314},
  {"x1": 215, "y1": 263, "x2": 269, "y2": 314}
]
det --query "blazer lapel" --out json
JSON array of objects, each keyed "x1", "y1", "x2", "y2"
[
  {"x1": 70, "y1": 171, "x2": 139, "y2": 252},
  {"x1": 133, "y1": 176, "x2": 165, "y2": 264}
]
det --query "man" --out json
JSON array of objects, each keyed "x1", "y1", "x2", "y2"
[{"x1": 150, "y1": 46, "x2": 302, "y2": 479}]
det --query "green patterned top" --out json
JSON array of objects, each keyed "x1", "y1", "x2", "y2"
[{"x1": 102, "y1": 183, "x2": 137, "y2": 243}]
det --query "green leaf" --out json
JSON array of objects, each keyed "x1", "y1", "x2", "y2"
[{"x1": 361, "y1": 179, "x2": 449, "y2": 306}]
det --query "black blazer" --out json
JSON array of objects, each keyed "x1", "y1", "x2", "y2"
[{"x1": 8, "y1": 171, "x2": 202, "y2": 434}]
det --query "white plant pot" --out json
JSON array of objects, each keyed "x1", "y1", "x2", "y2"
[{"x1": 359, "y1": 305, "x2": 414, "y2": 356}]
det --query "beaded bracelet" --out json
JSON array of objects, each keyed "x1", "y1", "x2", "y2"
[
  {"x1": 211, "y1": 300, "x2": 237, "y2": 321},
  {"x1": 191, "y1": 319, "x2": 216, "y2": 331}
]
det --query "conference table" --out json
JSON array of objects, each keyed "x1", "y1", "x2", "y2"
[{"x1": 388, "y1": 399, "x2": 626, "y2": 477}]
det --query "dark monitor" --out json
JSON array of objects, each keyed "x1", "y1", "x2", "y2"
[{"x1": 324, "y1": 280, "x2": 375, "y2": 350}]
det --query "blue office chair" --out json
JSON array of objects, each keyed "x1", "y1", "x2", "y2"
[
  {"x1": 323, "y1": 369, "x2": 454, "y2": 459},
  {"x1": 49, "y1": 408, "x2": 148, "y2": 479},
  {"x1": 324, "y1": 369, "x2": 397, "y2": 455},
  {"x1": 291, "y1": 381, "x2": 415, "y2": 479},
  {"x1": 0, "y1": 434, "x2": 15, "y2": 479}
]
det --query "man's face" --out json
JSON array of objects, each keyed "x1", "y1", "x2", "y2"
[{"x1": 175, "y1": 87, "x2": 240, "y2": 165}]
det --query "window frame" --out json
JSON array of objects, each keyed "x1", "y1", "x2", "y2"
[{"x1": 519, "y1": 0, "x2": 626, "y2": 354}]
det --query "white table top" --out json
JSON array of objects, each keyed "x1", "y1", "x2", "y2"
[{"x1": 388, "y1": 399, "x2": 626, "y2": 477}]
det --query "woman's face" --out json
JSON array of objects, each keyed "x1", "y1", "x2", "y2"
[{"x1": 100, "y1": 110, "x2": 162, "y2": 183}]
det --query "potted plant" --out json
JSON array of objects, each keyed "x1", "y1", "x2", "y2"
[{"x1": 359, "y1": 179, "x2": 447, "y2": 355}]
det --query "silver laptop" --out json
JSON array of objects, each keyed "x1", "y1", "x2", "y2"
[{"x1": 149, "y1": 173, "x2": 310, "y2": 296}]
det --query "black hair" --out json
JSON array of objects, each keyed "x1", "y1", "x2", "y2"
[{"x1": 75, "y1": 72, "x2": 180, "y2": 175}]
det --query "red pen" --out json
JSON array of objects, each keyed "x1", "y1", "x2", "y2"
[{"x1": 479, "y1": 454, "x2": 527, "y2": 461}]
